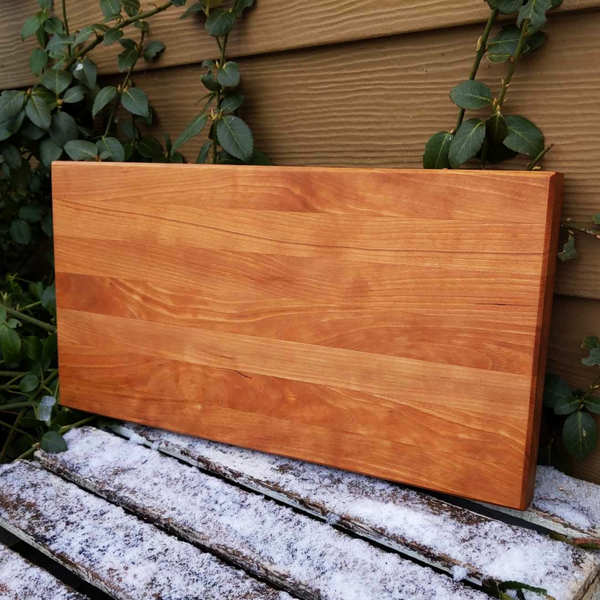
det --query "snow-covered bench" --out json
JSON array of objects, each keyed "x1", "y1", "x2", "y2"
[{"x1": 0, "y1": 424, "x2": 598, "y2": 600}]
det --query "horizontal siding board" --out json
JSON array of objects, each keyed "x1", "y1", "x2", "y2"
[
  {"x1": 123, "y1": 10, "x2": 600, "y2": 299},
  {"x1": 1, "y1": 0, "x2": 600, "y2": 89}
]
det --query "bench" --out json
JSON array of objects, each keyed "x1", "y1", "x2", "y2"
[{"x1": 0, "y1": 423, "x2": 598, "y2": 600}]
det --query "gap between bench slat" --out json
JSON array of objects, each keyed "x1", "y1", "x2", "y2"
[
  {"x1": 0, "y1": 460, "x2": 292, "y2": 600},
  {"x1": 110, "y1": 422, "x2": 599, "y2": 600},
  {"x1": 39, "y1": 427, "x2": 490, "y2": 600}
]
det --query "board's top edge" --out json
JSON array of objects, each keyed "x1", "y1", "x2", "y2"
[{"x1": 50, "y1": 161, "x2": 562, "y2": 179}]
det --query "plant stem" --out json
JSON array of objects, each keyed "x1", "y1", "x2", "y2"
[
  {"x1": 0, "y1": 385, "x2": 21, "y2": 391},
  {"x1": 453, "y1": 8, "x2": 499, "y2": 133},
  {"x1": 527, "y1": 143, "x2": 554, "y2": 170},
  {"x1": 0, "y1": 419, "x2": 36, "y2": 441},
  {"x1": 62, "y1": 0, "x2": 71, "y2": 58},
  {"x1": 212, "y1": 34, "x2": 229, "y2": 164},
  {"x1": 63, "y1": 0, "x2": 174, "y2": 71},
  {"x1": 0, "y1": 408, "x2": 25, "y2": 463},
  {"x1": 1, "y1": 306, "x2": 56, "y2": 333},
  {"x1": 0, "y1": 371, "x2": 27, "y2": 377},
  {"x1": 104, "y1": 46, "x2": 143, "y2": 138},
  {"x1": 497, "y1": 22, "x2": 529, "y2": 107},
  {"x1": 582, "y1": 374, "x2": 600, "y2": 401},
  {"x1": 0, "y1": 401, "x2": 37, "y2": 412},
  {"x1": 561, "y1": 221, "x2": 600, "y2": 240}
]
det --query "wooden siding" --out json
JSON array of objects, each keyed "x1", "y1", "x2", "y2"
[{"x1": 1, "y1": 0, "x2": 599, "y2": 483}]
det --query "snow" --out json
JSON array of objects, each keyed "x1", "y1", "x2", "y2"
[
  {"x1": 534, "y1": 466, "x2": 600, "y2": 535},
  {"x1": 40, "y1": 427, "x2": 489, "y2": 600},
  {"x1": 36, "y1": 396, "x2": 55, "y2": 424},
  {"x1": 0, "y1": 461, "x2": 291, "y2": 600},
  {"x1": 0, "y1": 543, "x2": 86, "y2": 600},
  {"x1": 114, "y1": 423, "x2": 600, "y2": 600}
]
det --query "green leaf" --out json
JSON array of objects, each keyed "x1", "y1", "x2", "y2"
[
  {"x1": 201, "y1": 71, "x2": 221, "y2": 92},
  {"x1": 248, "y1": 148, "x2": 272, "y2": 166},
  {"x1": 582, "y1": 346, "x2": 600, "y2": 368},
  {"x1": 221, "y1": 95, "x2": 245, "y2": 112},
  {"x1": 121, "y1": 87, "x2": 149, "y2": 117},
  {"x1": 196, "y1": 141, "x2": 212, "y2": 164},
  {"x1": 46, "y1": 34, "x2": 74, "y2": 55},
  {"x1": 0, "y1": 325, "x2": 21, "y2": 362},
  {"x1": 100, "y1": 0, "x2": 122, "y2": 18},
  {"x1": 0, "y1": 91, "x2": 27, "y2": 124},
  {"x1": 449, "y1": 80, "x2": 493, "y2": 109},
  {"x1": 121, "y1": 0, "x2": 141, "y2": 16},
  {"x1": 25, "y1": 95, "x2": 51, "y2": 130},
  {"x1": 72, "y1": 58, "x2": 97, "y2": 89},
  {"x1": 118, "y1": 47, "x2": 139, "y2": 72},
  {"x1": 487, "y1": 0, "x2": 523, "y2": 14},
  {"x1": 216, "y1": 115, "x2": 253, "y2": 161},
  {"x1": 217, "y1": 61, "x2": 240, "y2": 87},
  {"x1": 41, "y1": 70, "x2": 73, "y2": 94},
  {"x1": 92, "y1": 86, "x2": 117, "y2": 118},
  {"x1": 20, "y1": 204, "x2": 45, "y2": 223},
  {"x1": 20, "y1": 373, "x2": 40, "y2": 393},
  {"x1": 0, "y1": 110, "x2": 25, "y2": 141},
  {"x1": 486, "y1": 111, "x2": 508, "y2": 146},
  {"x1": 488, "y1": 25, "x2": 527, "y2": 63},
  {"x1": 554, "y1": 395, "x2": 581, "y2": 415},
  {"x1": 233, "y1": 0, "x2": 254, "y2": 17},
  {"x1": 30, "y1": 48, "x2": 49, "y2": 75},
  {"x1": 144, "y1": 40, "x2": 165, "y2": 62},
  {"x1": 73, "y1": 25, "x2": 95, "y2": 45},
  {"x1": 503, "y1": 115, "x2": 544, "y2": 157},
  {"x1": 97, "y1": 136, "x2": 124, "y2": 162},
  {"x1": 544, "y1": 373, "x2": 573, "y2": 408},
  {"x1": 584, "y1": 396, "x2": 600, "y2": 415},
  {"x1": 41, "y1": 333, "x2": 57, "y2": 370},
  {"x1": 44, "y1": 17, "x2": 65, "y2": 34},
  {"x1": 38, "y1": 0, "x2": 53, "y2": 8},
  {"x1": 21, "y1": 121, "x2": 45, "y2": 140},
  {"x1": 40, "y1": 431, "x2": 68, "y2": 453},
  {"x1": 22, "y1": 336, "x2": 42, "y2": 360},
  {"x1": 181, "y1": 3, "x2": 204, "y2": 18},
  {"x1": 591, "y1": 213, "x2": 600, "y2": 225},
  {"x1": 64, "y1": 139, "x2": 98, "y2": 160},
  {"x1": 49, "y1": 110, "x2": 78, "y2": 147},
  {"x1": 103, "y1": 28, "x2": 123, "y2": 46},
  {"x1": 171, "y1": 0, "x2": 188, "y2": 5},
  {"x1": 563, "y1": 410, "x2": 598, "y2": 461},
  {"x1": 41, "y1": 215, "x2": 53, "y2": 237},
  {"x1": 62, "y1": 85, "x2": 86, "y2": 104},
  {"x1": 423, "y1": 131, "x2": 453, "y2": 169},
  {"x1": 21, "y1": 16, "x2": 41, "y2": 41},
  {"x1": 558, "y1": 234, "x2": 578, "y2": 262},
  {"x1": 206, "y1": 9, "x2": 235, "y2": 37},
  {"x1": 0, "y1": 144, "x2": 22, "y2": 169},
  {"x1": 39, "y1": 136, "x2": 63, "y2": 166},
  {"x1": 525, "y1": 30, "x2": 546, "y2": 53},
  {"x1": 173, "y1": 114, "x2": 207, "y2": 152},
  {"x1": 518, "y1": 0, "x2": 552, "y2": 34},
  {"x1": 136, "y1": 136, "x2": 164, "y2": 158},
  {"x1": 42, "y1": 282, "x2": 56, "y2": 315},
  {"x1": 582, "y1": 336, "x2": 600, "y2": 350},
  {"x1": 10, "y1": 219, "x2": 32, "y2": 244},
  {"x1": 448, "y1": 119, "x2": 485, "y2": 169}
]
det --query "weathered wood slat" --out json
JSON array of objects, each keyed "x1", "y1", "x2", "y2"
[
  {"x1": 485, "y1": 466, "x2": 600, "y2": 542},
  {"x1": 0, "y1": 461, "x2": 292, "y2": 600},
  {"x1": 38, "y1": 427, "x2": 492, "y2": 600},
  {"x1": 0, "y1": 543, "x2": 88, "y2": 600},
  {"x1": 2, "y1": 0, "x2": 599, "y2": 89},
  {"x1": 111, "y1": 423, "x2": 600, "y2": 600}
]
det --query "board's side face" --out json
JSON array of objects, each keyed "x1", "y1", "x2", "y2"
[{"x1": 51, "y1": 163, "x2": 562, "y2": 509}]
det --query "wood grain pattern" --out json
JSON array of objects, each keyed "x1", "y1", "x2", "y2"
[
  {"x1": 52, "y1": 163, "x2": 562, "y2": 508},
  {"x1": 2, "y1": 0, "x2": 598, "y2": 89},
  {"x1": 121, "y1": 10, "x2": 600, "y2": 299}
]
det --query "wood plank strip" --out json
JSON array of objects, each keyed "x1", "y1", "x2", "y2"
[
  {"x1": 2, "y1": 1, "x2": 599, "y2": 89},
  {"x1": 0, "y1": 461, "x2": 292, "y2": 600},
  {"x1": 0, "y1": 543, "x2": 88, "y2": 600},
  {"x1": 38, "y1": 427, "x2": 492, "y2": 600},
  {"x1": 110, "y1": 423, "x2": 600, "y2": 600}
]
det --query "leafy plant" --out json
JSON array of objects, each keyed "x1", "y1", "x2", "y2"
[
  {"x1": 423, "y1": 0, "x2": 561, "y2": 170},
  {"x1": 177, "y1": 0, "x2": 270, "y2": 165},
  {"x1": 558, "y1": 213, "x2": 600, "y2": 262},
  {"x1": 541, "y1": 337, "x2": 600, "y2": 466},
  {"x1": 0, "y1": 0, "x2": 192, "y2": 461}
]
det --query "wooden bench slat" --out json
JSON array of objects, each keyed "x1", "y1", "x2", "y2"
[
  {"x1": 39, "y1": 427, "x2": 489, "y2": 600},
  {"x1": 0, "y1": 543, "x2": 88, "y2": 600},
  {"x1": 112, "y1": 423, "x2": 600, "y2": 600},
  {"x1": 484, "y1": 467, "x2": 600, "y2": 541},
  {"x1": 0, "y1": 461, "x2": 291, "y2": 600}
]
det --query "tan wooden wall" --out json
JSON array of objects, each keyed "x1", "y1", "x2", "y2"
[{"x1": 2, "y1": 0, "x2": 600, "y2": 483}]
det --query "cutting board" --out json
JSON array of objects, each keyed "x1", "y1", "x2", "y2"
[{"x1": 52, "y1": 163, "x2": 563, "y2": 509}]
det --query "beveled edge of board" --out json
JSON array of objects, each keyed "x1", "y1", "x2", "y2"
[{"x1": 51, "y1": 162, "x2": 565, "y2": 510}]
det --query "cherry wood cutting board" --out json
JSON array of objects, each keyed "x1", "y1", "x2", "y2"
[{"x1": 52, "y1": 163, "x2": 563, "y2": 509}]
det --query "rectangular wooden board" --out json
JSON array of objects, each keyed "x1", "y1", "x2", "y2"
[{"x1": 51, "y1": 163, "x2": 563, "y2": 509}]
